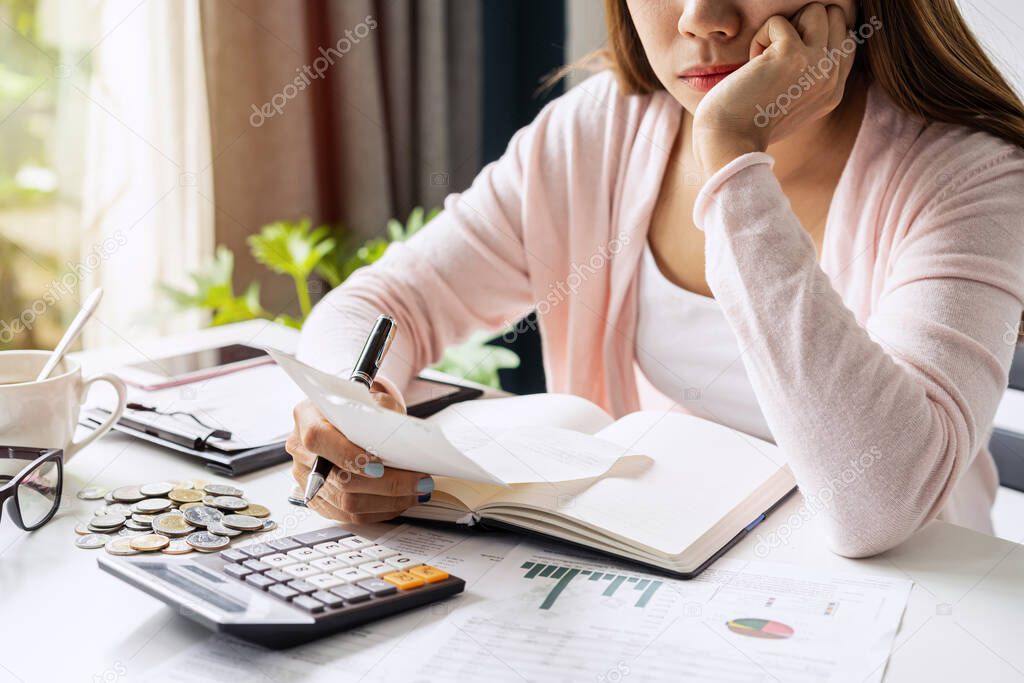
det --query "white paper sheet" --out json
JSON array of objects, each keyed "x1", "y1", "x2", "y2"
[
  {"x1": 144, "y1": 536, "x2": 911, "y2": 683},
  {"x1": 269, "y1": 350, "x2": 641, "y2": 485}
]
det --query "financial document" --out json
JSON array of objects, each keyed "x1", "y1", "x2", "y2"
[{"x1": 143, "y1": 529, "x2": 911, "y2": 683}]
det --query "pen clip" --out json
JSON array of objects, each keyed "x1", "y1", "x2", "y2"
[{"x1": 375, "y1": 325, "x2": 395, "y2": 369}]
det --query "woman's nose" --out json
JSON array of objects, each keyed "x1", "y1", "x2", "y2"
[{"x1": 677, "y1": 0, "x2": 742, "y2": 41}]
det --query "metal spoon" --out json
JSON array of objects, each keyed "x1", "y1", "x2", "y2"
[{"x1": 36, "y1": 288, "x2": 104, "y2": 381}]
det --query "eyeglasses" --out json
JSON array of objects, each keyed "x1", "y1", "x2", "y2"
[{"x1": 0, "y1": 446, "x2": 63, "y2": 531}]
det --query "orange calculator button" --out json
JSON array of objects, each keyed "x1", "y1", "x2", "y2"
[
  {"x1": 409, "y1": 565, "x2": 450, "y2": 583},
  {"x1": 381, "y1": 571, "x2": 425, "y2": 590}
]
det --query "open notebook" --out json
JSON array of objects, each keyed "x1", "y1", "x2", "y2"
[{"x1": 270, "y1": 351, "x2": 796, "y2": 578}]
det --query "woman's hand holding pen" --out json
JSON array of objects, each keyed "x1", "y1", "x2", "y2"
[
  {"x1": 692, "y1": 2, "x2": 858, "y2": 176},
  {"x1": 286, "y1": 392, "x2": 435, "y2": 524}
]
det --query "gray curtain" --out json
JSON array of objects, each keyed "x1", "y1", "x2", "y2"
[{"x1": 199, "y1": 0, "x2": 482, "y2": 313}]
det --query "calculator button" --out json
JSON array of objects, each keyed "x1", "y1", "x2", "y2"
[
  {"x1": 409, "y1": 565, "x2": 450, "y2": 583},
  {"x1": 264, "y1": 569, "x2": 291, "y2": 583},
  {"x1": 292, "y1": 595, "x2": 324, "y2": 613},
  {"x1": 310, "y1": 557, "x2": 345, "y2": 572},
  {"x1": 312, "y1": 590, "x2": 345, "y2": 608},
  {"x1": 340, "y1": 535, "x2": 372, "y2": 549},
  {"x1": 219, "y1": 549, "x2": 248, "y2": 563},
  {"x1": 223, "y1": 564, "x2": 252, "y2": 580},
  {"x1": 332, "y1": 567, "x2": 370, "y2": 583},
  {"x1": 294, "y1": 528, "x2": 352, "y2": 545},
  {"x1": 381, "y1": 571, "x2": 425, "y2": 590},
  {"x1": 286, "y1": 547, "x2": 324, "y2": 562},
  {"x1": 268, "y1": 584, "x2": 299, "y2": 601},
  {"x1": 358, "y1": 561, "x2": 392, "y2": 577},
  {"x1": 384, "y1": 555, "x2": 417, "y2": 570},
  {"x1": 362, "y1": 545, "x2": 399, "y2": 560},
  {"x1": 242, "y1": 559, "x2": 271, "y2": 573},
  {"x1": 312, "y1": 541, "x2": 345, "y2": 555},
  {"x1": 283, "y1": 563, "x2": 320, "y2": 579},
  {"x1": 245, "y1": 573, "x2": 277, "y2": 590},
  {"x1": 357, "y1": 578, "x2": 398, "y2": 597},
  {"x1": 261, "y1": 553, "x2": 298, "y2": 569},
  {"x1": 266, "y1": 537, "x2": 302, "y2": 552},
  {"x1": 239, "y1": 543, "x2": 276, "y2": 558},
  {"x1": 307, "y1": 574, "x2": 344, "y2": 590},
  {"x1": 287, "y1": 579, "x2": 318, "y2": 594},
  {"x1": 330, "y1": 584, "x2": 371, "y2": 603},
  {"x1": 339, "y1": 552, "x2": 370, "y2": 566}
]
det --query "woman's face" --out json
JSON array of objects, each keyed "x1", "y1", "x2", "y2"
[{"x1": 625, "y1": 0, "x2": 858, "y2": 111}]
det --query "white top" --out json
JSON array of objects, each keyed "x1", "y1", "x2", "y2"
[{"x1": 635, "y1": 243, "x2": 772, "y2": 441}]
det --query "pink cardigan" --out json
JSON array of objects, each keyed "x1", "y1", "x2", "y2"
[{"x1": 299, "y1": 71, "x2": 1024, "y2": 557}]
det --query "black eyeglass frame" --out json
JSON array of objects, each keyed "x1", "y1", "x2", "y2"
[{"x1": 0, "y1": 446, "x2": 63, "y2": 531}]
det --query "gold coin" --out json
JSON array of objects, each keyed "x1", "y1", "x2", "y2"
[
  {"x1": 74, "y1": 522, "x2": 91, "y2": 535},
  {"x1": 178, "y1": 501, "x2": 203, "y2": 511},
  {"x1": 105, "y1": 537, "x2": 139, "y2": 556},
  {"x1": 191, "y1": 479, "x2": 208, "y2": 491},
  {"x1": 161, "y1": 539, "x2": 194, "y2": 555},
  {"x1": 129, "y1": 533, "x2": 170, "y2": 552},
  {"x1": 238, "y1": 504, "x2": 270, "y2": 518},
  {"x1": 168, "y1": 488, "x2": 204, "y2": 504}
]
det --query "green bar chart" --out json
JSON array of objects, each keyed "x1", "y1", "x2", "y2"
[{"x1": 520, "y1": 562, "x2": 663, "y2": 610}]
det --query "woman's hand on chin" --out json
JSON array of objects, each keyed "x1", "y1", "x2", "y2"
[{"x1": 692, "y1": 3, "x2": 857, "y2": 177}]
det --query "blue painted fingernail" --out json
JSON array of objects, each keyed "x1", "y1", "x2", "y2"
[
  {"x1": 363, "y1": 462, "x2": 384, "y2": 478},
  {"x1": 418, "y1": 493, "x2": 432, "y2": 503},
  {"x1": 416, "y1": 476, "x2": 434, "y2": 493}
]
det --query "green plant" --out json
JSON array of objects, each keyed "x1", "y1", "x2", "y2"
[{"x1": 162, "y1": 207, "x2": 521, "y2": 388}]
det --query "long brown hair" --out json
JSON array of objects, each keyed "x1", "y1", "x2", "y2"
[{"x1": 592, "y1": 0, "x2": 1024, "y2": 342}]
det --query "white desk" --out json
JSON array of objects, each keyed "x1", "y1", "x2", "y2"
[{"x1": 2, "y1": 322, "x2": 1023, "y2": 683}]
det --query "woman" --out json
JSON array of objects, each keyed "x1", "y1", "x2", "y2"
[{"x1": 287, "y1": 0, "x2": 1024, "y2": 557}]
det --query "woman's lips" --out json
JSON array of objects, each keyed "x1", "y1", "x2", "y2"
[{"x1": 679, "y1": 64, "x2": 744, "y2": 92}]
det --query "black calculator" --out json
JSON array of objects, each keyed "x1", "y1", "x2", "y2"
[{"x1": 97, "y1": 526, "x2": 465, "y2": 648}]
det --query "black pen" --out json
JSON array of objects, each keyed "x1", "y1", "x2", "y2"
[{"x1": 302, "y1": 315, "x2": 396, "y2": 504}]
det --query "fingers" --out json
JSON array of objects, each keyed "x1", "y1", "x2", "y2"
[
  {"x1": 751, "y1": 15, "x2": 803, "y2": 58},
  {"x1": 792, "y1": 3, "x2": 829, "y2": 50},
  {"x1": 323, "y1": 467, "x2": 431, "y2": 497},
  {"x1": 289, "y1": 400, "x2": 380, "y2": 475},
  {"x1": 306, "y1": 494, "x2": 413, "y2": 525},
  {"x1": 826, "y1": 6, "x2": 857, "y2": 82}
]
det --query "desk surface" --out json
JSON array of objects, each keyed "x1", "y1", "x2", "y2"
[{"x1": 2, "y1": 322, "x2": 1022, "y2": 683}]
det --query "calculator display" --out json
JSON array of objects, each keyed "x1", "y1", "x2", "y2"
[{"x1": 137, "y1": 562, "x2": 246, "y2": 613}]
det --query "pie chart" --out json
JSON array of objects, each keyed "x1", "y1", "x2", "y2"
[{"x1": 726, "y1": 618, "x2": 795, "y2": 640}]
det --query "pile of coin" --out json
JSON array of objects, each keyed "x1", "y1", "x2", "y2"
[{"x1": 73, "y1": 479, "x2": 276, "y2": 556}]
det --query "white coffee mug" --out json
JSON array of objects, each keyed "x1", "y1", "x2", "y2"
[{"x1": 0, "y1": 350, "x2": 127, "y2": 459}]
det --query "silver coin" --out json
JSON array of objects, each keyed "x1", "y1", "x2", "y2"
[
  {"x1": 201, "y1": 495, "x2": 218, "y2": 506},
  {"x1": 151, "y1": 512, "x2": 197, "y2": 537},
  {"x1": 161, "y1": 539, "x2": 194, "y2": 555},
  {"x1": 97, "y1": 504, "x2": 133, "y2": 517},
  {"x1": 139, "y1": 482, "x2": 174, "y2": 497},
  {"x1": 118, "y1": 528, "x2": 148, "y2": 537},
  {"x1": 221, "y1": 514, "x2": 263, "y2": 531},
  {"x1": 134, "y1": 498, "x2": 173, "y2": 514},
  {"x1": 104, "y1": 491, "x2": 116, "y2": 503},
  {"x1": 287, "y1": 486, "x2": 307, "y2": 507},
  {"x1": 111, "y1": 486, "x2": 145, "y2": 503},
  {"x1": 88, "y1": 523, "x2": 120, "y2": 534},
  {"x1": 260, "y1": 519, "x2": 278, "y2": 532},
  {"x1": 125, "y1": 520, "x2": 152, "y2": 531},
  {"x1": 182, "y1": 505, "x2": 223, "y2": 528},
  {"x1": 207, "y1": 521, "x2": 241, "y2": 537},
  {"x1": 75, "y1": 534, "x2": 109, "y2": 549},
  {"x1": 77, "y1": 487, "x2": 108, "y2": 500},
  {"x1": 131, "y1": 513, "x2": 156, "y2": 524},
  {"x1": 89, "y1": 513, "x2": 126, "y2": 529},
  {"x1": 185, "y1": 531, "x2": 230, "y2": 551},
  {"x1": 203, "y1": 484, "x2": 243, "y2": 497},
  {"x1": 105, "y1": 536, "x2": 140, "y2": 555},
  {"x1": 209, "y1": 496, "x2": 248, "y2": 511}
]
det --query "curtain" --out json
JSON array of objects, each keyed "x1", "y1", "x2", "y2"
[
  {"x1": 198, "y1": 0, "x2": 482, "y2": 315},
  {"x1": 79, "y1": 0, "x2": 213, "y2": 348}
]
